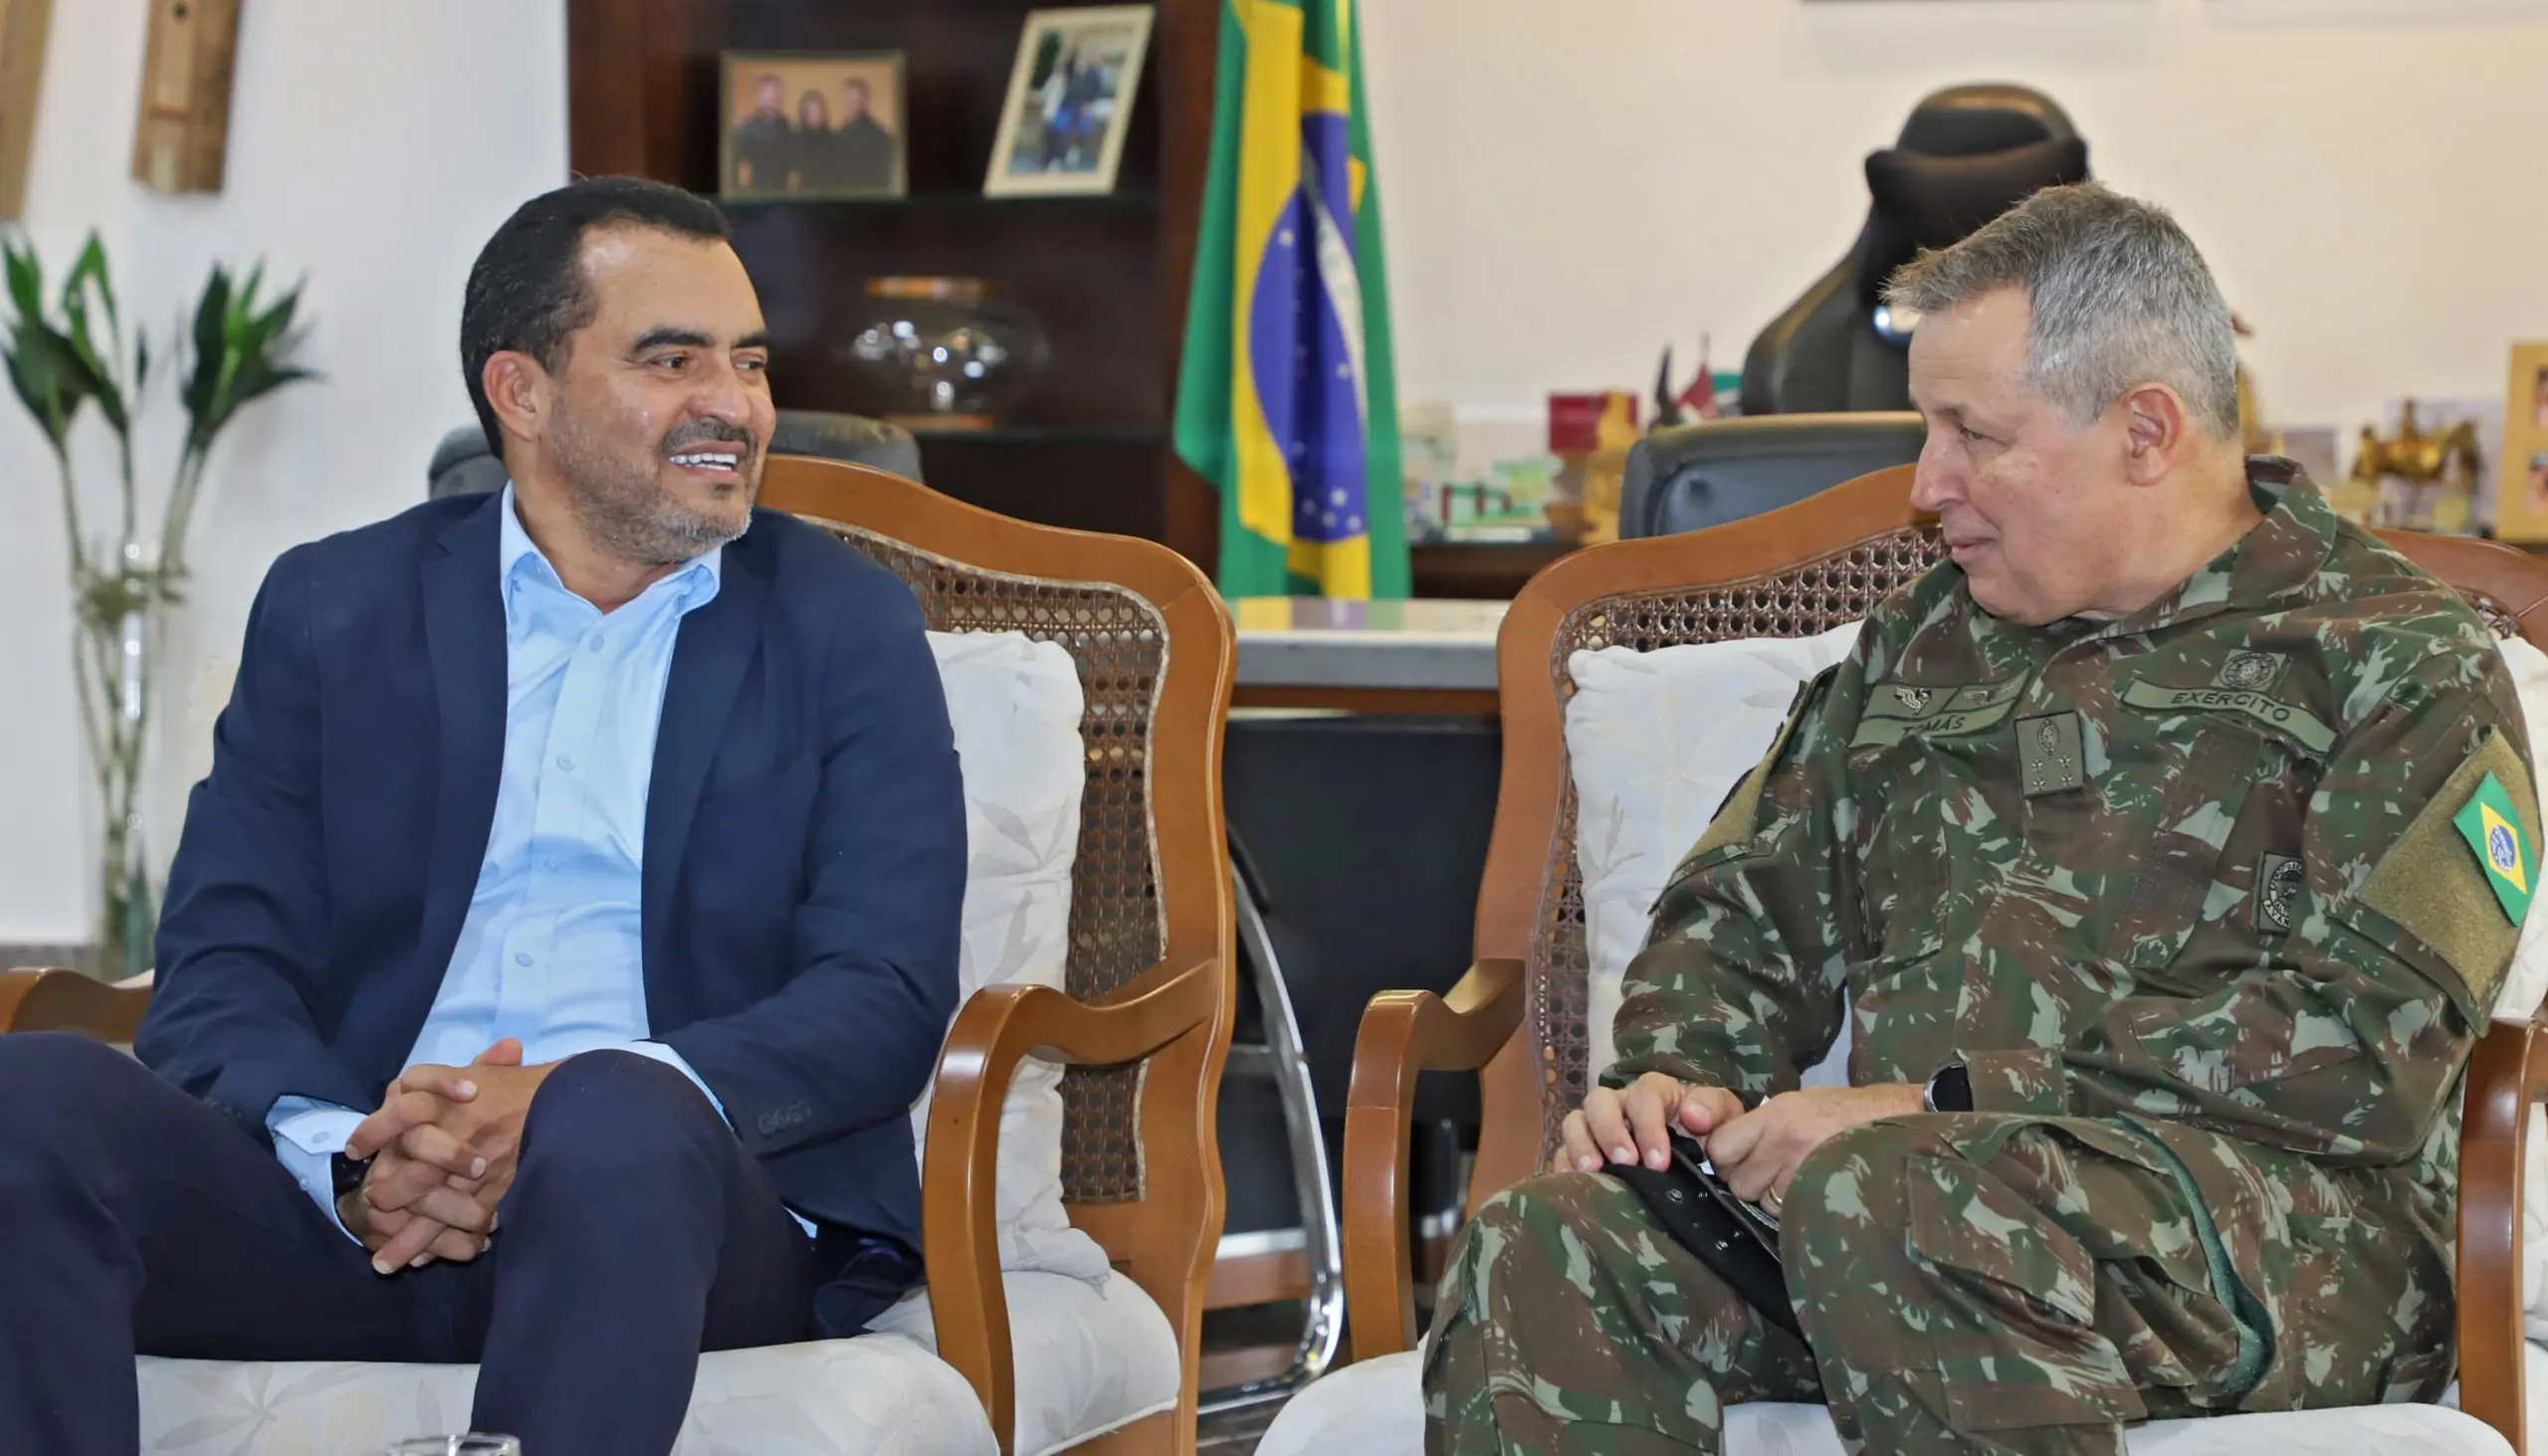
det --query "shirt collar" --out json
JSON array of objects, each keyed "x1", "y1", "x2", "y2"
[
  {"x1": 2085, "y1": 457, "x2": 2336, "y2": 640},
  {"x1": 497, "y1": 482, "x2": 724, "y2": 609}
]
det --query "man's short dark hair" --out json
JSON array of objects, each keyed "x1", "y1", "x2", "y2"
[
  {"x1": 459, "y1": 176, "x2": 733, "y2": 456},
  {"x1": 844, "y1": 78, "x2": 870, "y2": 97}
]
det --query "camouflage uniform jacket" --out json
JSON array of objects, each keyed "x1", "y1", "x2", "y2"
[{"x1": 1612, "y1": 461, "x2": 2536, "y2": 1248}]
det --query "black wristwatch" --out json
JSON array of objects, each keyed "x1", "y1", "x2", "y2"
[
  {"x1": 1922, "y1": 1062, "x2": 1973, "y2": 1113},
  {"x1": 330, "y1": 1149, "x2": 371, "y2": 1201}
]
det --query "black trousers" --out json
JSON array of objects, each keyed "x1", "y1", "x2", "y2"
[{"x1": 0, "y1": 1035, "x2": 821, "y2": 1456}]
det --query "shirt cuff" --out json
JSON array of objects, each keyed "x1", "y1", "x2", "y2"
[
  {"x1": 1964, "y1": 1048, "x2": 2072, "y2": 1117},
  {"x1": 267, "y1": 1096, "x2": 364, "y2": 1245}
]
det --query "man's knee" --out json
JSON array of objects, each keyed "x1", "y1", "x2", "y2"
[
  {"x1": 1439, "y1": 1170, "x2": 1650, "y2": 1315},
  {"x1": 1785, "y1": 1115, "x2": 1951, "y2": 1227},
  {"x1": 514, "y1": 1050, "x2": 728, "y2": 1195},
  {"x1": 1781, "y1": 1117, "x2": 1943, "y2": 1310},
  {"x1": 1454, "y1": 1172, "x2": 1611, "y2": 1262}
]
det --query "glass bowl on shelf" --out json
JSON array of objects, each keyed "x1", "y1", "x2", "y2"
[{"x1": 838, "y1": 276, "x2": 1050, "y2": 430}]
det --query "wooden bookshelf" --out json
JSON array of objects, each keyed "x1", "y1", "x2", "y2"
[{"x1": 565, "y1": 0, "x2": 1219, "y2": 566}]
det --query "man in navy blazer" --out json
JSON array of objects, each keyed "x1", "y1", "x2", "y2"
[{"x1": 0, "y1": 178, "x2": 966, "y2": 1455}]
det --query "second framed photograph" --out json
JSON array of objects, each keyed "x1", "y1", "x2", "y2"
[
  {"x1": 721, "y1": 52, "x2": 908, "y2": 200},
  {"x1": 985, "y1": 6, "x2": 1157, "y2": 197}
]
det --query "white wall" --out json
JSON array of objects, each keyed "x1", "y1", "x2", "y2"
[
  {"x1": 1359, "y1": 0, "x2": 2548, "y2": 433},
  {"x1": 0, "y1": 1, "x2": 566, "y2": 942}
]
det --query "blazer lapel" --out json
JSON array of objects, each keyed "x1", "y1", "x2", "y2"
[
  {"x1": 642, "y1": 529, "x2": 770, "y2": 1002},
  {"x1": 417, "y1": 498, "x2": 510, "y2": 984}
]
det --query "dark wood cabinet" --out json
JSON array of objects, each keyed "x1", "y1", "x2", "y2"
[{"x1": 566, "y1": 0, "x2": 1218, "y2": 565}]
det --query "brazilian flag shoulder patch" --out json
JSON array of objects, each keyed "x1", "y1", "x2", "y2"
[
  {"x1": 2455, "y1": 771, "x2": 2536, "y2": 926},
  {"x1": 2356, "y1": 727, "x2": 2535, "y2": 1020}
]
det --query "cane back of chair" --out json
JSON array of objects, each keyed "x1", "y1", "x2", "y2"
[{"x1": 758, "y1": 455, "x2": 1236, "y2": 1454}]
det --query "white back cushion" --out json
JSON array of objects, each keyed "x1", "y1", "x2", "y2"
[
  {"x1": 2490, "y1": 635, "x2": 2548, "y2": 1025},
  {"x1": 2488, "y1": 637, "x2": 2548, "y2": 1336},
  {"x1": 1565, "y1": 624, "x2": 1862, "y2": 1079},
  {"x1": 917, "y1": 631, "x2": 1110, "y2": 1282}
]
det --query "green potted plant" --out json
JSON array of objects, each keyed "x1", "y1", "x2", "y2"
[{"x1": 3, "y1": 231, "x2": 318, "y2": 980}]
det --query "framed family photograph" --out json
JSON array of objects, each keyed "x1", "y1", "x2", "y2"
[
  {"x1": 984, "y1": 6, "x2": 1156, "y2": 197},
  {"x1": 720, "y1": 51, "x2": 907, "y2": 200}
]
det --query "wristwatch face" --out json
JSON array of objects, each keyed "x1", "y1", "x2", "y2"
[
  {"x1": 1925, "y1": 1063, "x2": 1973, "y2": 1114},
  {"x1": 330, "y1": 1151, "x2": 369, "y2": 1199}
]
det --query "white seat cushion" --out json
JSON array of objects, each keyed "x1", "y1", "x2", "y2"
[
  {"x1": 1254, "y1": 1350, "x2": 2516, "y2": 1456},
  {"x1": 870, "y1": 1268, "x2": 1182, "y2": 1456},
  {"x1": 135, "y1": 1269, "x2": 1177, "y2": 1456},
  {"x1": 138, "y1": 1335, "x2": 995, "y2": 1456}
]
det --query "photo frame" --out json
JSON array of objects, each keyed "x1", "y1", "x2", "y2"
[
  {"x1": 2496, "y1": 342, "x2": 2548, "y2": 542},
  {"x1": 719, "y1": 51, "x2": 907, "y2": 201},
  {"x1": 984, "y1": 6, "x2": 1156, "y2": 197}
]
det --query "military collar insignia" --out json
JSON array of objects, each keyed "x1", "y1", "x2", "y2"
[
  {"x1": 1892, "y1": 686, "x2": 1933, "y2": 714},
  {"x1": 2087, "y1": 469, "x2": 2337, "y2": 640}
]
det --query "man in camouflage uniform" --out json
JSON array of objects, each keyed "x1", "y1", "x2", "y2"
[{"x1": 1425, "y1": 183, "x2": 2540, "y2": 1455}]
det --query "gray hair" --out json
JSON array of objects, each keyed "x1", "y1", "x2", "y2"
[{"x1": 1883, "y1": 183, "x2": 2240, "y2": 440}]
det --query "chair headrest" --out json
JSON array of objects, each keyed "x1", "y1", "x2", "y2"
[
  {"x1": 1851, "y1": 84, "x2": 2091, "y2": 310},
  {"x1": 1865, "y1": 135, "x2": 2091, "y2": 253},
  {"x1": 1895, "y1": 83, "x2": 2079, "y2": 156},
  {"x1": 427, "y1": 424, "x2": 492, "y2": 482}
]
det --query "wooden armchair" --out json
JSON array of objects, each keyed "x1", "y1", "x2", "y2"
[
  {"x1": 1328, "y1": 464, "x2": 2548, "y2": 1453},
  {"x1": 5, "y1": 455, "x2": 1237, "y2": 1456}
]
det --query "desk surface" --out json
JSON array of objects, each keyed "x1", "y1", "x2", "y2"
[{"x1": 1231, "y1": 597, "x2": 1508, "y2": 691}]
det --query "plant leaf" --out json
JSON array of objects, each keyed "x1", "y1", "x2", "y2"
[
  {"x1": 178, "y1": 258, "x2": 317, "y2": 453},
  {"x1": 3, "y1": 238, "x2": 43, "y2": 326},
  {"x1": 57, "y1": 233, "x2": 127, "y2": 437}
]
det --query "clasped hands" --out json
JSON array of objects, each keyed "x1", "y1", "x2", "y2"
[
  {"x1": 1557, "y1": 1072, "x2": 1925, "y2": 1214},
  {"x1": 335, "y1": 1038, "x2": 559, "y2": 1276}
]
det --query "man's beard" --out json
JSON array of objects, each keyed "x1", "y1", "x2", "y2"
[{"x1": 547, "y1": 408, "x2": 757, "y2": 568}]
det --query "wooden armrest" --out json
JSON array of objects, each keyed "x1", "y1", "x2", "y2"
[
  {"x1": 921, "y1": 954, "x2": 1222, "y2": 1456},
  {"x1": 1340, "y1": 957, "x2": 1527, "y2": 1363},
  {"x1": 2456, "y1": 1016, "x2": 2544, "y2": 1455},
  {"x1": 1, "y1": 967, "x2": 152, "y2": 1040}
]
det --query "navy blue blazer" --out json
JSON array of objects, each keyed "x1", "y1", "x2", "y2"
[{"x1": 138, "y1": 490, "x2": 966, "y2": 1258}]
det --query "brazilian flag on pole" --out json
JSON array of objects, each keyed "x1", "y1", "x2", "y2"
[{"x1": 1172, "y1": 0, "x2": 1407, "y2": 599}]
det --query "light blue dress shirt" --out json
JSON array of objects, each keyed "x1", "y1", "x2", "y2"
[{"x1": 268, "y1": 485, "x2": 759, "y2": 1235}]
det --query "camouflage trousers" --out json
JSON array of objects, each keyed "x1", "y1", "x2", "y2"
[{"x1": 1422, "y1": 1113, "x2": 2455, "y2": 1455}]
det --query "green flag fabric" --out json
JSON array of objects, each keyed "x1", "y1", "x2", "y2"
[{"x1": 1170, "y1": 0, "x2": 1407, "y2": 599}]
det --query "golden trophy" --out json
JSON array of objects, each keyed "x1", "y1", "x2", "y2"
[{"x1": 2339, "y1": 399, "x2": 2484, "y2": 534}]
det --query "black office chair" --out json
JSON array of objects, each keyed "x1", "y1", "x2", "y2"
[
  {"x1": 1620, "y1": 413, "x2": 1926, "y2": 539},
  {"x1": 424, "y1": 409, "x2": 925, "y2": 498},
  {"x1": 1740, "y1": 84, "x2": 2088, "y2": 417}
]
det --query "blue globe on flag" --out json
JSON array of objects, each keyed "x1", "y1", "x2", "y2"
[{"x1": 2492, "y1": 823, "x2": 2520, "y2": 874}]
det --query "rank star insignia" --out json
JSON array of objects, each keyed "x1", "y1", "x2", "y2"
[
  {"x1": 2017, "y1": 712, "x2": 2085, "y2": 797},
  {"x1": 2214, "y1": 651, "x2": 2283, "y2": 693},
  {"x1": 1893, "y1": 686, "x2": 1933, "y2": 714}
]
